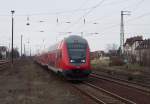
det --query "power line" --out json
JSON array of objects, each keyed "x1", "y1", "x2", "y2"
[
  {"x1": 78, "y1": 0, "x2": 90, "y2": 9},
  {"x1": 0, "y1": 0, "x2": 134, "y2": 17},
  {"x1": 103, "y1": 0, "x2": 130, "y2": 6},
  {"x1": 0, "y1": 5, "x2": 96, "y2": 17},
  {"x1": 87, "y1": 10, "x2": 150, "y2": 35},
  {"x1": 122, "y1": 0, "x2": 145, "y2": 12},
  {"x1": 63, "y1": 0, "x2": 106, "y2": 32},
  {"x1": 55, "y1": 0, "x2": 90, "y2": 32},
  {"x1": 83, "y1": 0, "x2": 144, "y2": 25},
  {"x1": 127, "y1": 12, "x2": 150, "y2": 22},
  {"x1": 69, "y1": 0, "x2": 134, "y2": 33},
  {"x1": 0, "y1": 1, "x2": 104, "y2": 18},
  {"x1": 84, "y1": 0, "x2": 144, "y2": 25},
  {"x1": 132, "y1": 0, "x2": 145, "y2": 11}
]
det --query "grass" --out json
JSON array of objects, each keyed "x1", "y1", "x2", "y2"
[
  {"x1": 91, "y1": 59, "x2": 149, "y2": 73},
  {"x1": 91, "y1": 59, "x2": 150, "y2": 83},
  {"x1": 91, "y1": 59, "x2": 109, "y2": 67}
]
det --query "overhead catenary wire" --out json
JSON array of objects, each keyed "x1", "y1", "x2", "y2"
[
  {"x1": 1, "y1": 1, "x2": 150, "y2": 54},
  {"x1": 76, "y1": 0, "x2": 148, "y2": 36},
  {"x1": 122, "y1": 0, "x2": 145, "y2": 12},
  {"x1": 63, "y1": 0, "x2": 106, "y2": 32},
  {"x1": 86, "y1": 0, "x2": 135, "y2": 23},
  {"x1": 0, "y1": 8, "x2": 89, "y2": 17},
  {"x1": 85, "y1": 7, "x2": 149, "y2": 35},
  {"x1": 97, "y1": 11, "x2": 150, "y2": 36},
  {"x1": 0, "y1": 1, "x2": 149, "y2": 35},
  {"x1": 0, "y1": 3, "x2": 99, "y2": 17},
  {"x1": 53, "y1": 9, "x2": 150, "y2": 38},
  {"x1": 103, "y1": 0, "x2": 130, "y2": 6},
  {"x1": 126, "y1": 11, "x2": 150, "y2": 22},
  {"x1": 71, "y1": 0, "x2": 134, "y2": 33},
  {"x1": 55, "y1": 0, "x2": 90, "y2": 34}
]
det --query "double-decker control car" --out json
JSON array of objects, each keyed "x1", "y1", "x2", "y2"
[{"x1": 36, "y1": 35, "x2": 91, "y2": 80}]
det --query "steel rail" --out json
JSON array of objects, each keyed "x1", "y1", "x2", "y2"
[
  {"x1": 84, "y1": 82, "x2": 136, "y2": 104},
  {"x1": 0, "y1": 60, "x2": 10, "y2": 69},
  {"x1": 72, "y1": 84, "x2": 107, "y2": 104},
  {"x1": 92, "y1": 72, "x2": 150, "y2": 88},
  {"x1": 90, "y1": 73, "x2": 150, "y2": 95}
]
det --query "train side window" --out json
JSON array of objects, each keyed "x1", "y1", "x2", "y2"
[
  {"x1": 56, "y1": 50, "x2": 62, "y2": 59},
  {"x1": 59, "y1": 50, "x2": 62, "y2": 59},
  {"x1": 60, "y1": 51, "x2": 62, "y2": 58}
]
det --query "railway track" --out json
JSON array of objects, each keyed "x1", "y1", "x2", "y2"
[
  {"x1": 72, "y1": 82, "x2": 135, "y2": 104},
  {"x1": 72, "y1": 84, "x2": 107, "y2": 104},
  {"x1": 88, "y1": 73, "x2": 150, "y2": 104},
  {"x1": 93, "y1": 71, "x2": 150, "y2": 88},
  {"x1": 0, "y1": 60, "x2": 10, "y2": 70},
  {"x1": 93, "y1": 69, "x2": 150, "y2": 87},
  {"x1": 91, "y1": 73, "x2": 150, "y2": 94}
]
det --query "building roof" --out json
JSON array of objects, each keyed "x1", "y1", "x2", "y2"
[
  {"x1": 92, "y1": 50, "x2": 105, "y2": 54},
  {"x1": 136, "y1": 39, "x2": 150, "y2": 50},
  {"x1": 124, "y1": 36, "x2": 143, "y2": 46}
]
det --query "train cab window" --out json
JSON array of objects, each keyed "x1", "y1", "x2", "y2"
[{"x1": 67, "y1": 43, "x2": 87, "y2": 64}]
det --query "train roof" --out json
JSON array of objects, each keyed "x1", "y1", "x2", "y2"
[
  {"x1": 48, "y1": 35, "x2": 88, "y2": 51},
  {"x1": 64, "y1": 35, "x2": 87, "y2": 44}
]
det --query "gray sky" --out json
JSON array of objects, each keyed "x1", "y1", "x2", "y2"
[{"x1": 0, "y1": 0, "x2": 150, "y2": 55}]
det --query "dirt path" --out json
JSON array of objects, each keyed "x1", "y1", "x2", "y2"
[{"x1": 0, "y1": 58, "x2": 96, "y2": 104}]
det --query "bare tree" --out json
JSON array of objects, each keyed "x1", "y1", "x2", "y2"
[{"x1": 106, "y1": 43, "x2": 118, "y2": 51}]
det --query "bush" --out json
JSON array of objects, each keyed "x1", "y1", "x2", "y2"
[{"x1": 109, "y1": 56, "x2": 125, "y2": 66}]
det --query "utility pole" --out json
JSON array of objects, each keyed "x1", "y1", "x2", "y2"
[
  {"x1": 11, "y1": 10, "x2": 15, "y2": 64},
  {"x1": 21, "y1": 35, "x2": 23, "y2": 57},
  {"x1": 120, "y1": 11, "x2": 130, "y2": 55},
  {"x1": 24, "y1": 44, "x2": 26, "y2": 56},
  {"x1": 30, "y1": 47, "x2": 31, "y2": 57},
  {"x1": 27, "y1": 40, "x2": 30, "y2": 56},
  {"x1": 8, "y1": 43, "x2": 10, "y2": 59}
]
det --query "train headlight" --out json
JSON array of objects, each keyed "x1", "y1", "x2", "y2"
[
  {"x1": 81, "y1": 60, "x2": 85, "y2": 62},
  {"x1": 70, "y1": 60, "x2": 75, "y2": 62}
]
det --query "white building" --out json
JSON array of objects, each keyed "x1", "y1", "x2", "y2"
[
  {"x1": 124, "y1": 36, "x2": 143, "y2": 63},
  {"x1": 135, "y1": 39, "x2": 150, "y2": 66}
]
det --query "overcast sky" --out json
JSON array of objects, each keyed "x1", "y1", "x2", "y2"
[{"x1": 0, "y1": 0, "x2": 150, "y2": 55}]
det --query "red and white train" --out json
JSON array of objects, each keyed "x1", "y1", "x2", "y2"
[{"x1": 35, "y1": 35, "x2": 91, "y2": 80}]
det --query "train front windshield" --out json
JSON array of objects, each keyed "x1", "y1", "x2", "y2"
[{"x1": 67, "y1": 43, "x2": 87, "y2": 64}]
